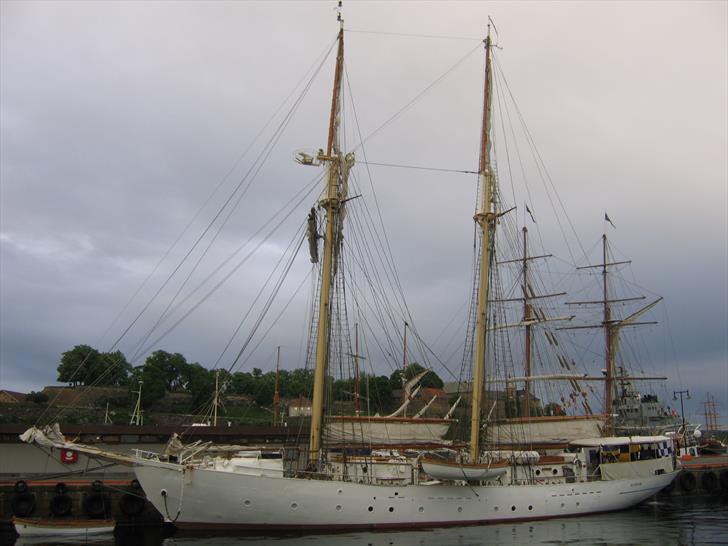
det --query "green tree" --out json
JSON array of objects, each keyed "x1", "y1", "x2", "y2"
[
  {"x1": 128, "y1": 364, "x2": 166, "y2": 408},
  {"x1": 57, "y1": 345, "x2": 101, "y2": 386},
  {"x1": 26, "y1": 391, "x2": 49, "y2": 404},
  {"x1": 186, "y1": 363, "x2": 215, "y2": 409},
  {"x1": 144, "y1": 350, "x2": 190, "y2": 391},
  {"x1": 287, "y1": 368, "x2": 314, "y2": 398},
  {"x1": 231, "y1": 371, "x2": 255, "y2": 395},
  {"x1": 101, "y1": 350, "x2": 132, "y2": 386},
  {"x1": 57, "y1": 345, "x2": 131, "y2": 386},
  {"x1": 360, "y1": 373, "x2": 393, "y2": 414}
]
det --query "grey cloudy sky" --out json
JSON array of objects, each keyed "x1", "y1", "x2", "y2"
[{"x1": 1, "y1": 1, "x2": 726, "y2": 423}]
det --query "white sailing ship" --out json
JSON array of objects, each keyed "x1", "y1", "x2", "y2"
[
  {"x1": 125, "y1": 17, "x2": 678, "y2": 530},
  {"x1": 22, "y1": 11, "x2": 679, "y2": 531}
]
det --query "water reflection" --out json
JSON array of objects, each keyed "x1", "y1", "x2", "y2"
[{"x1": 165, "y1": 497, "x2": 728, "y2": 546}]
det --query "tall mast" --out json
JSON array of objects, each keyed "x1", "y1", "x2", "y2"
[
  {"x1": 130, "y1": 380, "x2": 143, "y2": 426},
  {"x1": 522, "y1": 227, "x2": 532, "y2": 419},
  {"x1": 273, "y1": 346, "x2": 281, "y2": 427},
  {"x1": 499, "y1": 228, "x2": 567, "y2": 419},
  {"x1": 309, "y1": 11, "x2": 353, "y2": 462},
  {"x1": 602, "y1": 234, "x2": 614, "y2": 432},
  {"x1": 469, "y1": 25, "x2": 496, "y2": 462},
  {"x1": 569, "y1": 232, "x2": 661, "y2": 433},
  {"x1": 213, "y1": 369, "x2": 219, "y2": 426},
  {"x1": 354, "y1": 324, "x2": 360, "y2": 415},
  {"x1": 401, "y1": 321, "x2": 409, "y2": 411}
]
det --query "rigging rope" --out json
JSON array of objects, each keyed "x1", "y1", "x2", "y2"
[
  {"x1": 345, "y1": 28, "x2": 482, "y2": 42},
  {"x1": 359, "y1": 161, "x2": 477, "y2": 174}
]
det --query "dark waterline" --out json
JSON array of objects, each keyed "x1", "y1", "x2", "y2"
[{"x1": 4, "y1": 495, "x2": 727, "y2": 546}]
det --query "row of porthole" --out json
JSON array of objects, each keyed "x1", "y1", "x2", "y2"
[
  {"x1": 493, "y1": 505, "x2": 536, "y2": 512},
  {"x1": 243, "y1": 500, "x2": 581, "y2": 513},
  {"x1": 245, "y1": 501, "x2": 588, "y2": 514}
]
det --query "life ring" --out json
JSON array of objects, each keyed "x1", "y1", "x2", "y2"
[
  {"x1": 14, "y1": 480, "x2": 28, "y2": 494},
  {"x1": 701, "y1": 471, "x2": 718, "y2": 492},
  {"x1": 719, "y1": 471, "x2": 728, "y2": 491},
  {"x1": 11, "y1": 493, "x2": 36, "y2": 517},
  {"x1": 49, "y1": 494, "x2": 73, "y2": 517},
  {"x1": 120, "y1": 493, "x2": 146, "y2": 517},
  {"x1": 678, "y1": 471, "x2": 696, "y2": 492},
  {"x1": 83, "y1": 494, "x2": 110, "y2": 518}
]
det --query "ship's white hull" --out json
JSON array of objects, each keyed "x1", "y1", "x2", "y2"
[{"x1": 134, "y1": 460, "x2": 677, "y2": 530}]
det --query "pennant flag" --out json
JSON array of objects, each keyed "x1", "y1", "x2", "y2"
[
  {"x1": 604, "y1": 212, "x2": 616, "y2": 228},
  {"x1": 526, "y1": 204, "x2": 536, "y2": 223}
]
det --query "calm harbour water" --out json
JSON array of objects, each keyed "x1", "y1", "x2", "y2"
[{"x1": 5, "y1": 495, "x2": 727, "y2": 546}]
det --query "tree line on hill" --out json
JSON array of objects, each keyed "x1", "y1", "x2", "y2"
[{"x1": 55, "y1": 344, "x2": 444, "y2": 411}]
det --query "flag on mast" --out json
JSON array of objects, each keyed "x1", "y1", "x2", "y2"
[
  {"x1": 526, "y1": 204, "x2": 536, "y2": 223},
  {"x1": 604, "y1": 212, "x2": 616, "y2": 228}
]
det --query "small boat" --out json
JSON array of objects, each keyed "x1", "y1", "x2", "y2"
[
  {"x1": 13, "y1": 517, "x2": 115, "y2": 538},
  {"x1": 420, "y1": 457, "x2": 508, "y2": 481}
]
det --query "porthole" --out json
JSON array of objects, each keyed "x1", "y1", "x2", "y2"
[
  {"x1": 337, "y1": 489, "x2": 342, "y2": 494},
  {"x1": 457, "y1": 506, "x2": 463, "y2": 513},
  {"x1": 418, "y1": 506, "x2": 424, "y2": 513},
  {"x1": 290, "y1": 502, "x2": 298, "y2": 510},
  {"x1": 494, "y1": 506, "x2": 499, "y2": 512},
  {"x1": 388, "y1": 507, "x2": 394, "y2": 513},
  {"x1": 535, "y1": 469, "x2": 541, "y2": 476},
  {"x1": 367, "y1": 506, "x2": 373, "y2": 512},
  {"x1": 576, "y1": 502, "x2": 580, "y2": 507},
  {"x1": 336, "y1": 505, "x2": 342, "y2": 512},
  {"x1": 561, "y1": 503, "x2": 565, "y2": 508},
  {"x1": 511, "y1": 505, "x2": 516, "y2": 511},
  {"x1": 528, "y1": 505, "x2": 533, "y2": 511},
  {"x1": 552, "y1": 469, "x2": 558, "y2": 475},
  {"x1": 243, "y1": 499, "x2": 251, "y2": 507}
]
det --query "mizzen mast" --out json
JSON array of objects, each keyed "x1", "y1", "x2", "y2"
[
  {"x1": 522, "y1": 228, "x2": 533, "y2": 419},
  {"x1": 469, "y1": 25, "x2": 496, "y2": 462},
  {"x1": 308, "y1": 9, "x2": 354, "y2": 463},
  {"x1": 569, "y1": 233, "x2": 661, "y2": 434}
]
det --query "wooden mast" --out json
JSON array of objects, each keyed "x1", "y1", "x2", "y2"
[
  {"x1": 568, "y1": 233, "x2": 660, "y2": 433},
  {"x1": 273, "y1": 346, "x2": 281, "y2": 427},
  {"x1": 309, "y1": 14, "x2": 347, "y2": 463},
  {"x1": 401, "y1": 321, "x2": 409, "y2": 412},
  {"x1": 213, "y1": 370, "x2": 219, "y2": 426},
  {"x1": 522, "y1": 227, "x2": 532, "y2": 419},
  {"x1": 469, "y1": 25, "x2": 496, "y2": 462},
  {"x1": 354, "y1": 324, "x2": 360, "y2": 415},
  {"x1": 602, "y1": 234, "x2": 614, "y2": 432}
]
